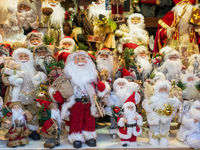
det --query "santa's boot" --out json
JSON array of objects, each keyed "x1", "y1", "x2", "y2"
[
  {"x1": 160, "y1": 137, "x2": 169, "y2": 146},
  {"x1": 148, "y1": 131, "x2": 159, "y2": 146},
  {"x1": 191, "y1": 139, "x2": 200, "y2": 149},
  {"x1": 83, "y1": 131, "x2": 97, "y2": 147},
  {"x1": 29, "y1": 130, "x2": 40, "y2": 140}
]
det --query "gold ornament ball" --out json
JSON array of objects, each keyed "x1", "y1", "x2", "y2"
[{"x1": 164, "y1": 108, "x2": 172, "y2": 116}]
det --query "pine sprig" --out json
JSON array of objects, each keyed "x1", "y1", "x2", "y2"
[
  {"x1": 77, "y1": 43, "x2": 88, "y2": 51},
  {"x1": 149, "y1": 71, "x2": 156, "y2": 79},
  {"x1": 122, "y1": 47, "x2": 134, "y2": 69},
  {"x1": 43, "y1": 35, "x2": 54, "y2": 45},
  {"x1": 177, "y1": 80, "x2": 187, "y2": 90},
  {"x1": 195, "y1": 80, "x2": 200, "y2": 91}
]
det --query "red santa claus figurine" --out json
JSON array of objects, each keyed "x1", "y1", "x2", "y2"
[
  {"x1": 117, "y1": 93, "x2": 143, "y2": 147},
  {"x1": 49, "y1": 50, "x2": 109, "y2": 148},
  {"x1": 153, "y1": 0, "x2": 199, "y2": 54}
]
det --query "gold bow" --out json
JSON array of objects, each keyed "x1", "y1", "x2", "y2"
[
  {"x1": 156, "y1": 104, "x2": 175, "y2": 116},
  {"x1": 151, "y1": 131, "x2": 169, "y2": 139}
]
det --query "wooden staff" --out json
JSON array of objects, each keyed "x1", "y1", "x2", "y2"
[{"x1": 93, "y1": 95, "x2": 103, "y2": 118}]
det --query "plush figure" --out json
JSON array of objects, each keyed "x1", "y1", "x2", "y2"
[
  {"x1": 159, "y1": 46, "x2": 183, "y2": 80},
  {"x1": 38, "y1": 0, "x2": 65, "y2": 46},
  {"x1": 153, "y1": 0, "x2": 200, "y2": 54},
  {"x1": 117, "y1": 93, "x2": 143, "y2": 147},
  {"x1": 48, "y1": 50, "x2": 109, "y2": 148},
  {"x1": 105, "y1": 78, "x2": 140, "y2": 138},
  {"x1": 34, "y1": 44, "x2": 53, "y2": 75},
  {"x1": 2, "y1": 48, "x2": 47, "y2": 140},
  {"x1": 142, "y1": 79, "x2": 182, "y2": 146},
  {"x1": 36, "y1": 99, "x2": 62, "y2": 149},
  {"x1": 177, "y1": 100, "x2": 200, "y2": 149},
  {"x1": 1, "y1": 101, "x2": 33, "y2": 148}
]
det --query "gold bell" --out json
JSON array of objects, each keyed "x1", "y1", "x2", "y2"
[
  {"x1": 36, "y1": 89, "x2": 48, "y2": 100},
  {"x1": 164, "y1": 107, "x2": 172, "y2": 116}
]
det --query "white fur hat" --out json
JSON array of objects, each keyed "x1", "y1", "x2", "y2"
[
  {"x1": 12, "y1": 48, "x2": 33, "y2": 62},
  {"x1": 17, "y1": 0, "x2": 37, "y2": 12},
  {"x1": 127, "y1": 13, "x2": 144, "y2": 27},
  {"x1": 66, "y1": 50, "x2": 90, "y2": 64},
  {"x1": 34, "y1": 43, "x2": 52, "y2": 54},
  {"x1": 153, "y1": 79, "x2": 171, "y2": 96},
  {"x1": 25, "y1": 30, "x2": 43, "y2": 42},
  {"x1": 181, "y1": 73, "x2": 199, "y2": 83},
  {"x1": 113, "y1": 78, "x2": 129, "y2": 91},
  {"x1": 134, "y1": 45, "x2": 148, "y2": 56},
  {"x1": 160, "y1": 46, "x2": 180, "y2": 61},
  {"x1": 59, "y1": 36, "x2": 75, "y2": 46}
]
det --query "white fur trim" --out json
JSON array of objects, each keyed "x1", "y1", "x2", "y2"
[
  {"x1": 68, "y1": 132, "x2": 85, "y2": 143},
  {"x1": 27, "y1": 124, "x2": 38, "y2": 131},
  {"x1": 48, "y1": 87, "x2": 57, "y2": 103},
  {"x1": 117, "y1": 128, "x2": 132, "y2": 139},
  {"x1": 59, "y1": 38, "x2": 75, "y2": 46},
  {"x1": 123, "y1": 102, "x2": 136, "y2": 110},
  {"x1": 11, "y1": 86, "x2": 21, "y2": 102},
  {"x1": 130, "y1": 142, "x2": 137, "y2": 147},
  {"x1": 191, "y1": 100, "x2": 200, "y2": 108},
  {"x1": 142, "y1": 99, "x2": 154, "y2": 113},
  {"x1": 98, "y1": 81, "x2": 111, "y2": 98},
  {"x1": 12, "y1": 48, "x2": 34, "y2": 62},
  {"x1": 132, "y1": 126, "x2": 142, "y2": 136},
  {"x1": 17, "y1": 0, "x2": 37, "y2": 12},
  {"x1": 66, "y1": 50, "x2": 90, "y2": 65},
  {"x1": 109, "y1": 128, "x2": 118, "y2": 134},
  {"x1": 159, "y1": 46, "x2": 180, "y2": 61},
  {"x1": 136, "y1": 114, "x2": 143, "y2": 126},
  {"x1": 182, "y1": 73, "x2": 199, "y2": 84},
  {"x1": 113, "y1": 78, "x2": 129, "y2": 90},
  {"x1": 120, "y1": 141, "x2": 130, "y2": 146},
  {"x1": 65, "y1": 125, "x2": 70, "y2": 132},
  {"x1": 8, "y1": 75, "x2": 23, "y2": 87},
  {"x1": 127, "y1": 13, "x2": 144, "y2": 30},
  {"x1": 118, "y1": 118, "x2": 125, "y2": 127},
  {"x1": 82, "y1": 131, "x2": 97, "y2": 140},
  {"x1": 153, "y1": 80, "x2": 171, "y2": 96},
  {"x1": 134, "y1": 45, "x2": 148, "y2": 56}
]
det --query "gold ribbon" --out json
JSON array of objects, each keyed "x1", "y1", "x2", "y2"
[
  {"x1": 156, "y1": 104, "x2": 175, "y2": 116},
  {"x1": 151, "y1": 131, "x2": 169, "y2": 139}
]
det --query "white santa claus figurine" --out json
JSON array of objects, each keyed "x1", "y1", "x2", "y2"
[
  {"x1": 134, "y1": 45, "x2": 152, "y2": 82},
  {"x1": 142, "y1": 79, "x2": 182, "y2": 146},
  {"x1": 117, "y1": 93, "x2": 143, "y2": 147},
  {"x1": 106, "y1": 78, "x2": 140, "y2": 138},
  {"x1": 96, "y1": 48, "x2": 114, "y2": 83},
  {"x1": 24, "y1": 30, "x2": 43, "y2": 49},
  {"x1": 159, "y1": 46, "x2": 183, "y2": 80},
  {"x1": 58, "y1": 36, "x2": 75, "y2": 54},
  {"x1": 127, "y1": 13, "x2": 149, "y2": 46},
  {"x1": 187, "y1": 54, "x2": 200, "y2": 75},
  {"x1": 182, "y1": 73, "x2": 200, "y2": 101},
  {"x1": 177, "y1": 100, "x2": 200, "y2": 149}
]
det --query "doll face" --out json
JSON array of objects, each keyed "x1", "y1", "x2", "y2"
[
  {"x1": 18, "y1": 4, "x2": 31, "y2": 13},
  {"x1": 53, "y1": 106, "x2": 58, "y2": 111},
  {"x1": 100, "y1": 53, "x2": 109, "y2": 60},
  {"x1": 187, "y1": 76, "x2": 194, "y2": 82},
  {"x1": 139, "y1": 51, "x2": 146, "y2": 58},
  {"x1": 30, "y1": 37, "x2": 41, "y2": 45},
  {"x1": 118, "y1": 82, "x2": 125, "y2": 89},
  {"x1": 74, "y1": 55, "x2": 87, "y2": 66},
  {"x1": 159, "y1": 87, "x2": 168, "y2": 93},
  {"x1": 62, "y1": 42, "x2": 72, "y2": 50},
  {"x1": 196, "y1": 107, "x2": 200, "y2": 110},
  {"x1": 127, "y1": 105, "x2": 134, "y2": 111},
  {"x1": 18, "y1": 53, "x2": 30, "y2": 63},
  {"x1": 169, "y1": 54, "x2": 179, "y2": 61},
  {"x1": 38, "y1": 50, "x2": 47, "y2": 57},
  {"x1": 131, "y1": 17, "x2": 141, "y2": 25},
  {"x1": 48, "y1": 0, "x2": 59, "y2": 7},
  {"x1": 13, "y1": 105, "x2": 21, "y2": 111}
]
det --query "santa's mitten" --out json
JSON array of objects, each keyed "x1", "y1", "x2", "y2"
[
  {"x1": 105, "y1": 107, "x2": 112, "y2": 116},
  {"x1": 34, "y1": 72, "x2": 47, "y2": 84},
  {"x1": 168, "y1": 97, "x2": 181, "y2": 108},
  {"x1": 148, "y1": 98, "x2": 157, "y2": 109},
  {"x1": 8, "y1": 75, "x2": 23, "y2": 86}
]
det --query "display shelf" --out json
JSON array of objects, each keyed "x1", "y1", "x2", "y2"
[{"x1": 0, "y1": 122, "x2": 193, "y2": 150}]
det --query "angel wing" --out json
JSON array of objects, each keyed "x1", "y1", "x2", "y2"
[{"x1": 144, "y1": 82, "x2": 154, "y2": 99}]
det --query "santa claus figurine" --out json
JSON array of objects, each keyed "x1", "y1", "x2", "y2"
[
  {"x1": 38, "y1": 0, "x2": 65, "y2": 46},
  {"x1": 187, "y1": 54, "x2": 200, "y2": 75},
  {"x1": 96, "y1": 48, "x2": 114, "y2": 83},
  {"x1": 127, "y1": 13, "x2": 149, "y2": 46},
  {"x1": 159, "y1": 46, "x2": 183, "y2": 80},
  {"x1": 106, "y1": 77, "x2": 140, "y2": 138},
  {"x1": 153, "y1": 0, "x2": 200, "y2": 54},
  {"x1": 37, "y1": 99, "x2": 62, "y2": 149},
  {"x1": 177, "y1": 100, "x2": 200, "y2": 149},
  {"x1": 49, "y1": 50, "x2": 109, "y2": 148},
  {"x1": 34, "y1": 43, "x2": 53, "y2": 75},
  {"x1": 142, "y1": 80, "x2": 182, "y2": 146},
  {"x1": 2, "y1": 48, "x2": 47, "y2": 140},
  {"x1": 117, "y1": 93, "x2": 143, "y2": 147},
  {"x1": 24, "y1": 30, "x2": 43, "y2": 49},
  {"x1": 2, "y1": 102, "x2": 33, "y2": 148}
]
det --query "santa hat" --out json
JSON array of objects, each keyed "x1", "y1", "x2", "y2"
[
  {"x1": 173, "y1": 0, "x2": 196, "y2": 4},
  {"x1": 7, "y1": 101, "x2": 24, "y2": 110},
  {"x1": 59, "y1": 36, "x2": 75, "y2": 46},
  {"x1": 97, "y1": 81, "x2": 111, "y2": 97},
  {"x1": 25, "y1": 30, "x2": 43, "y2": 42},
  {"x1": 134, "y1": 45, "x2": 148, "y2": 57},
  {"x1": 122, "y1": 92, "x2": 137, "y2": 109},
  {"x1": 96, "y1": 47, "x2": 113, "y2": 57},
  {"x1": 153, "y1": 79, "x2": 171, "y2": 96},
  {"x1": 181, "y1": 73, "x2": 199, "y2": 83},
  {"x1": 160, "y1": 46, "x2": 180, "y2": 61},
  {"x1": 17, "y1": 0, "x2": 37, "y2": 12},
  {"x1": 0, "y1": 44, "x2": 10, "y2": 56},
  {"x1": 114, "y1": 68, "x2": 136, "y2": 81},
  {"x1": 123, "y1": 43, "x2": 138, "y2": 52},
  {"x1": 36, "y1": 99, "x2": 58, "y2": 110},
  {"x1": 34, "y1": 43, "x2": 52, "y2": 54},
  {"x1": 58, "y1": 52, "x2": 70, "y2": 63}
]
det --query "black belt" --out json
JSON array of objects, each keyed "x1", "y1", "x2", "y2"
[
  {"x1": 125, "y1": 123, "x2": 137, "y2": 127},
  {"x1": 75, "y1": 96, "x2": 90, "y2": 104},
  {"x1": 13, "y1": 124, "x2": 25, "y2": 127}
]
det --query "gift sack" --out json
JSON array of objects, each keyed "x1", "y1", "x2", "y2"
[
  {"x1": 51, "y1": 73, "x2": 73, "y2": 98},
  {"x1": 190, "y1": 7, "x2": 200, "y2": 26}
]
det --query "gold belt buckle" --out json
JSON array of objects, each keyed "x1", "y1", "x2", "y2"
[{"x1": 81, "y1": 96, "x2": 89, "y2": 104}]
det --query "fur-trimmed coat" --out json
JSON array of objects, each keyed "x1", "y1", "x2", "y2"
[{"x1": 117, "y1": 113, "x2": 143, "y2": 139}]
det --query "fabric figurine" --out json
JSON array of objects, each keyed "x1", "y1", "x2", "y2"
[
  {"x1": 117, "y1": 92, "x2": 143, "y2": 147},
  {"x1": 1, "y1": 101, "x2": 33, "y2": 148}
]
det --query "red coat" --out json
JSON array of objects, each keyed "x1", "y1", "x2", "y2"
[{"x1": 41, "y1": 118, "x2": 57, "y2": 139}]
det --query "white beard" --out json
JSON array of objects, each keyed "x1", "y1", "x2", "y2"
[
  {"x1": 184, "y1": 81, "x2": 200, "y2": 100},
  {"x1": 12, "y1": 108, "x2": 25, "y2": 124},
  {"x1": 43, "y1": 2, "x2": 65, "y2": 26},
  {"x1": 18, "y1": 59, "x2": 37, "y2": 77},
  {"x1": 136, "y1": 55, "x2": 152, "y2": 78},
  {"x1": 161, "y1": 59, "x2": 182, "y2": 79},
  {"x1": 114, "y1": 85, "x2": 132, "y2": 105},
  {"x1": 60, "y1": 45, "x2": 74, "y2": 53},
  {"x1": 34, "y1": 55, "x2": 47, "y2": 74},
  {"x1": 64, "y1": 58, "x2": 98, "y2": 91},
  {"x1": 189, "y1": 107, "x2": 200, "y2": 121},
  {"x1": 96, "y1": 56, "x2": 114, "y2": 78},
  {"x1": 25, "y1": 41, "x2": 40, "y2": 48},
  {"x1": 51, "y1": 109, "x2": 61, "y2": 127},
  {"x1": 123, "y1": 107, "x2": 136, "y2": 124}
]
